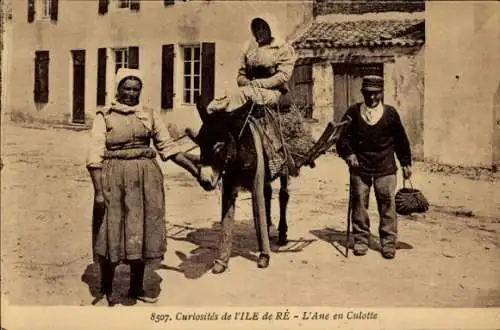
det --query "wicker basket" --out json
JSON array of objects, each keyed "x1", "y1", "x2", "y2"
[{"x1": 395, "y1": 179, "x2": 429, "y2": 215}]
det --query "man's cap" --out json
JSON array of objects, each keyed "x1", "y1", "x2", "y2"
[{"x1": 361, "y1": 75, "x2": 384, "y2": 92}]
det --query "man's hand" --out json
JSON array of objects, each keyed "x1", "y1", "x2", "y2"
[
  {"x1": 402, "y1": 166, "x2": 412, "y2": 180},
  {"x1": 345, "y1": 154, "x2": 360, "y2": 168}
]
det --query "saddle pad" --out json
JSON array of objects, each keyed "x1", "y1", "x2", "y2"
[{"x1": 249, "y1": 115, "x2": 286, "y2": 180}]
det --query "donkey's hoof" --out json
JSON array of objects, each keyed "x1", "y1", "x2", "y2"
[
  {"x1": 277, "y1": 235, "x2": 288, "y2": 246},
  {"x1": 257, "y1": 254, "x2": 270, "y2": 269},
  {"x1": 212, "y1": 260, "x2": 228, "y2": 274}
]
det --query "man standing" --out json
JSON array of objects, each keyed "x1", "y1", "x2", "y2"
[{"x1": 336, "y1": 75, "x2": 412, "y2": 259}]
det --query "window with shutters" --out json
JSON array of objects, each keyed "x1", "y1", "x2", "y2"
[
  {"x1": 100, "y1": 46, "x2": 139, "y2": 105},
  {"x1": 29, "y1": 0, "x2": 58, "y2": 21},
  {"x1": 111, "y1": 0, "x2": 140, "y2": 11},
  {"x1": 114, "y1": 48, "x2": 129, "y2": 73},
  {"x1": 181, "y1": 45, "x2": 201, "y2": 104}
]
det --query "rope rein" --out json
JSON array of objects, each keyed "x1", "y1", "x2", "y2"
[{"x1": 237, "y1": 102, "x2": 256, "y2": 142}]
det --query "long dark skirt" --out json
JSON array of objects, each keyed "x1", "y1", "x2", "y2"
[{"x1": 92, "y1": 157, "x2": 167, "y2": 264}]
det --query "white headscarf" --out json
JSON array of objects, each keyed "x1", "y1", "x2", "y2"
[{"x1": 111, "y1": 68, "x2": 144, "y2": 113}]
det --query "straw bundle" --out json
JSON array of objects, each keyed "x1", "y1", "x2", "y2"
[{"x1": 277, "y1": 105, "x2": 316, "y2": 164}]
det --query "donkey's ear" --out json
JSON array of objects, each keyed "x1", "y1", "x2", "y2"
[
  {"x1": 195, "y1": 94, "x2": 211, "y2": 123},
  {"x1": 184, "y1": 128, "x2": 200, "y2": 145}
]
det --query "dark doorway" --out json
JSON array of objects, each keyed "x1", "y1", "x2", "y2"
[{"x1": 332, "y1": 63, "x2": 383, "y2": 123}]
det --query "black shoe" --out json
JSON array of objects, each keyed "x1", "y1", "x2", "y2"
[
  {"x1": 106, "y1": 295, "x2": 117, "y2": 307},
  {"x1": 381, "y1": 246, "x2": 396, "y2": 259},
  {"x1": 97, "y1": 284, "x2": 116, "y2": 307},
  {"x1": 91, "y1": 293, "x2": 115, "y2": 307},
  {"x1": 353, "y1": 243, "x2": 369, "y2": 256}
]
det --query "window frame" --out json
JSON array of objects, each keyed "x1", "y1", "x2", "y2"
[
  {"x1": 115, "y1": 0, "x2": 131, "y2": 10},
  {"x1": 181, "y1": 44, "x2": 202, "y2": 105},
  {"x1": 42, "y1": 0, "x2": 51, "y2": 18},
  {"x1": 35, "y1": 0, "x2": 52, "y2": 20},
  {"x1": 113, "y1": 48, "x2": 129, "y2": 73}
]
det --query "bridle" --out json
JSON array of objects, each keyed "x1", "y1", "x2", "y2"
[{"x1": 204, "y1": 102, "x2": 256, "y2": 188}]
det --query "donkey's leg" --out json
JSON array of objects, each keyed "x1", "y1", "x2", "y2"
[
  {"x1": 277, "y1": 174, "x2": 290, "y2": 246},
  {"x1": 252, "y1": 178, "x2": 271, "y2": 268},
  {"x1": 264, "y1": 182, "x2": 274, "y2": 236},
  {"x1": 249, "y1": 123, "x2": 271, "y2": 269},
  {"x1": 212, "y1": 179, "x2": 237, "y2": 274}
]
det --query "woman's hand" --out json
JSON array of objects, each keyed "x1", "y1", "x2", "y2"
[
  {"x1": 88, "y1": 167, "x2": 105, "y2": 209},
  {"x1": 238, "y1": 78, "x2": 252, "y2": 87},
  {"x1": 94, "y1": 191, "x2": 106, "y2": 210},
  {"x1": 169, "y1": 153, "x2": 201, "y2": 179},
  {"x1": 167, "y1": 123, "x2": 183, "y2": 140}
]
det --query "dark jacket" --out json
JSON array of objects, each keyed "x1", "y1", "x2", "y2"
[{"x1": 336, "y1": 103, "x2": 412, "y2": 178}]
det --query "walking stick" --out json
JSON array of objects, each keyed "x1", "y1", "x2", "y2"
[{"x1": 345, "y1": 176, "x2": 352, "y2": 258}]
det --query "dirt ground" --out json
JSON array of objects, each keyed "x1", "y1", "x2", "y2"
[{"x1": 1, "y1": 120, "x2": 499, "y2": 308}]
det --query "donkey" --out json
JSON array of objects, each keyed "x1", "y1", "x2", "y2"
[{"x1": 185, "y1": 97, "x2": 295, "y2": 272}]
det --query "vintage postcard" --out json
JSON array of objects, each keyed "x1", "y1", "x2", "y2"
[{"x1": 1, "y1": 0, "x2": 499, "y2": 329}]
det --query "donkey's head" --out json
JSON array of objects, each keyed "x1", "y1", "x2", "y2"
[{"x1": 188, "y1": 95, "x2": 240, "y2": 191}]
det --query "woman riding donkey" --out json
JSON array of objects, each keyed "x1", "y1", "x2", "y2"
[
  {"x1": 206, "y1": 14, "x2": 296, "y2": 116},
  {"x1": 197, "y1": 14, "x2": 298, "y2": 274},
  {"x1": 200, "y1": 13, "x2": 298, "y2": 182}
]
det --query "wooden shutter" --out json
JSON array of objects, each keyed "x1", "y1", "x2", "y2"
[
  {"x1": 288, "y1": 63, "x2": 313, "y2": 117},
  {"x1": 97, "y1": 48, "x2": 107, "y2": 106},
  {"x1": 128, "y1": 47, "x2": 139, "y2": 69},
  {"x1": 34, "y1": 51, "x2": 49, "y2": 104},
  {"x1": 130, "y1": 0, "x2": 140, "y2": 11},
  {"x1": 161, "y1": 44, "x2": 175, "y2": 110},
  {"x1": 98, "y1": 0, "x2": 109, "y2": 15},
  {"x1": 71, "y1": 50, "x2": 86, "y2": 124},
  {"x1": 28, "y1": 0, "x2": 35, "y2": 23},
  {"x1": 34, "y1": 53, "x2": 40, "y2": 101},
  {"x1": 201, "y1": 42, "x2": 215, "y2": 102},
  {"x1": 164, "y1": 0, "x2": 175, "y2": 6},
  {"x1": 50, "y1": 0, "x2": 58, "y2": 21}
]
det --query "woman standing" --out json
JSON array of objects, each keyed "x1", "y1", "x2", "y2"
[{"x1": 86, "y1": 68, "x2": 199, "y2": 306}]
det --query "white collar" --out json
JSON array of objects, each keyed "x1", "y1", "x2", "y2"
[
  {"x1": 361, "y1": 102, "x2": 383, "y2": 113},
  {"x1": 360, "y1": 102, "x2": 384, "y2": 125}
]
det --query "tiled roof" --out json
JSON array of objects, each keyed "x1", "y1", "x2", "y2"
[
  {"x1": 314, "y1": 0, "x2": 425, "y2": 16},
  {"x1": 293, "y1": 19, "x2": 425, "y2": 49}
]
